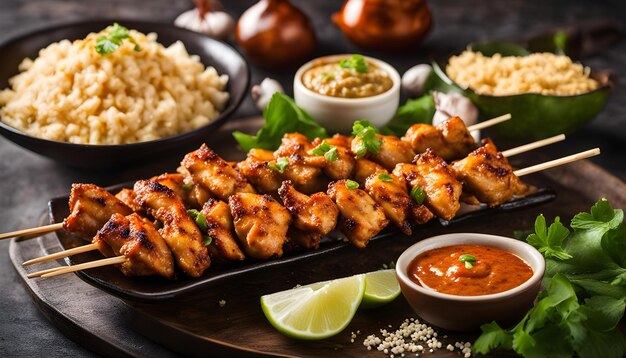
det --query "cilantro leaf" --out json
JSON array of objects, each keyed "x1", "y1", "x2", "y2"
[
  {"x1": 268, "y1": 157, "x2": 289, "y2": 173},
  {"x1": 526, "y1": 215, "x2": 572, "y2": 260},
  {"x1": 233, "y1": 93, "x2": 328, "y2": 152},
  {"x1": 339, "y1": 54, "x2": 368, "y2": 73},
  {"x1": 473, "y1": 322, "x2": 512, "y2": 354},
  {"x1": 94, "y1": 23, "x2": 139, "y2": 55}
]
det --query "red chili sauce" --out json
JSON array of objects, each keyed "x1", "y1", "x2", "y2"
[{"x1": 408, "y1": 244, "x2": 533, "y2": 296}]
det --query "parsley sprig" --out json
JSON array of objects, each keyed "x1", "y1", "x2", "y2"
[
  {"x1": 95, "y1": 23, "x2": 141, "y2": 55},
  {"x1": 339, "y1": 54, "x2": 368, "y2": 73},
  {"x1": 309, "y1": 141, "x2": 338, "y2": 162},
  {"x1": 352, "y1": 120, "x2": 382, "y2": 158}
]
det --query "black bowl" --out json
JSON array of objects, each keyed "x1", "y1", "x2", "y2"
[{"x1": 0, "y1": 19, "x2": 250, "y2": 168}]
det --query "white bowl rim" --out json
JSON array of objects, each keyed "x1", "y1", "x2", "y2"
[
  {"x1": 395, "y1": 233, "x2": 545, "y2": 302},
  {"x1": 293, "y1": 54, "x2": 401, "y2": 104}
]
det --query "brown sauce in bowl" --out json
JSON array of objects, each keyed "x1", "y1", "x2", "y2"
[
  {"x1": 408, "y1": 244, "x2": 533, "y2": 296},
  {"x1": 302, "y1": 60, "x2": 393, "y2": 98}
]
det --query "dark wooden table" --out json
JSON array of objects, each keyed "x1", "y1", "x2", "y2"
[{"x1": 0, "y1": 0, "x2": 624, "y2": 356}]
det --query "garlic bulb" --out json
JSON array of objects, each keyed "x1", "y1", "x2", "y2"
[
  {"x1": 402, "y1": 64, "x2": 432, "y2": 97},
  {"x1": 174, "y1": 9, "x2": 235, "y2": 40},
  {"x1": 251, "y1": 78, "x2": 285, "y2": 111},
  {"x1": 431, "y1": 92, "x2": 480, "y2": 141}
]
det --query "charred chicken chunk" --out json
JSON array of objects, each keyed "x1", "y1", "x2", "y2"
[
  {"x1": 451, "y1": 139, "x2": 528, "y2": 207},
  {"x1": 365, "y1": 172, "x2": 434, "y2": 235},
  {"x1": 115, "y1": 188, "x2": 144, "y2": 214},
  {"x1": 63, "y1": 183, "x2": 133, "y2": 239},
  {"x1": 274, "y1": 133, "x2": 326, "y2": 194},
  {"x1": 277, "y1": 180, "x2": 338, "y2": 235},
  {"x1": 133, "y1": 180, "x2": 210, "y2": 277},
  {"x1": 353, "y1": 134, "x2": 416, "y2": 171},
  {"x1": 200, "y1": 199, "x2": 245, "y2": 261},
  {"x1": 93, "y1": 213, "x2": 175, "y2": 279},
  {"x1": 228, "y1": 193, "x2": 291, "y2": 259},
  {"x1": 402, "y1": 116, "x2": 477, "y2": 161},
  {"x1": 392, "y1": 149, "x2": 463, "y2": 221},
  {"x1": 181, "y1": 144, "x2": 255, "y2": 201},
  {"x1": 286, "y1": 228, "x2": 322, "y2": 251},
  {"x1": 311, "y1": 135, "x2": 356, "y2": 180},
  {"x1": 237, "y1": 148, "x2": 283, "y2": 193},
  {"x1": 327, "y1": 180, "x2": 389, "y2": 248}
]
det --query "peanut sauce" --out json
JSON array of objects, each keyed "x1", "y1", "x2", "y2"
[
  {"x1": 408, "y1": 244, "x2": 533, "y2": 296},
  {"x1": 302, "y1": 60, "x2": 392, "y2": 98}
]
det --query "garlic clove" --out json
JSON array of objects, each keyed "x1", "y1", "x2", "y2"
[
  {"x1": 432, "y1": 91, "x2": 480, "y2": 141},
  {"x1": 252, "y1": 78, "x2": 285, "y2": 111},
  {"x1": 174, "y1": 9, "x2": 235, "y2": 40},
  {"x1": 402, "y1": 64, "x2": 432, "y2": 97}
]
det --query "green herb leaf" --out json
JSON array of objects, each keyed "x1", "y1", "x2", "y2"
[
  {"x1": 182, "y1": 184, "x2": 192, "y2": 191},
  {"x1": 410, "y1": 186, "x2": 426, "y2": 205},
  {"x1": 526, "y1": 215, "x2": 573, "y2": 260},
  {"x1": 459, "y1": 254, "x2": 476, "y2": 269},
  {"x1": 319, "y1": 72, "x2": 334, "y2": 80},
  {"x1": 203, "y1": 235, "x2": 213, "y2": 246},
  {"x1": 378, "y1": 173, "x2": 393, "y2": 182},
  {"x1": 554, "y1": 31, "x2": 568, "y2": 55},
  {"x1": 474, "y1": 322, "x2": 513, "y2": 354},
  {"x1": 94, "y1": 23, "x2": 139, "y2": 55},
  {"x1": 268, "y1": 157, "x2": 289, "y2": 173},
  {"x1": 380, "y1": 94, "x2": 436, "y2": 136},
  {"x1": 309, "y1": 141, "x2": 338, "y2": 162},
  {"x1": 187, "y1": 209, "x2": 208, "y2": 231},
  {"x1": 345, "y1": 180, "x2": 359, "y2": 190},
  {"x1": 233, "y1": 93, "x2": 328, "y2": 152},
  {"x1": 339, "y1": 54, "x2": 368, "y2": 73},
  {"x1": 352, "y1": 120, "x2": 382, "y2": 158}
]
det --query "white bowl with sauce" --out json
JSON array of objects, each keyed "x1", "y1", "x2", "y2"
[
  {"x1": 294, "y1": 54, "x2": 401, "y2": 133},
  {"x1": 395, "y1": 233, "x2": 545, "y2": 332}
]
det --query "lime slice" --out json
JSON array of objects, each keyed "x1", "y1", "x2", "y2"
[
  {"x1": 260, "y1": 274, "x2": 365, "y2": 340},
  {"x1": 361, "y1": 269, "x2": 401, "y2": 308}
]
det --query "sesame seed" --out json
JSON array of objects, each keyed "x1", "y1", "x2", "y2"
[{"x1": 218, "y1": 300, "x2": 226, "y2": 307}]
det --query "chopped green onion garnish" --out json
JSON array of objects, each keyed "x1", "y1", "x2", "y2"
[
  {"x1": 345, "y1": 180, "x2": 359, "y2": 190},
  {"x1": 309, "y1": 141, "x2": 339, "y2": 162},
  {"x1": 378, "y1": 173, "x2": 393, "y2": 182},
  {"x1": 320, "y1": 72, "x2": 335, "y2": 80},
  {"x1": 339, "y1": 54, "x2": 368, "y2": 73},
  {"x1": 268, "y1": 157, "x2": 289, "y2": 173},
  {"x1": 410, "y1": 186, "x2": 426, "y2": 205},
  {"x1": 187, "y1": 209, "x2": 208, "y2": 231},
  {"x1": 352, "y1": 120, "x2": 382, "y2": 158},
  {"x1": 203, "y1": 235, "x2": 213, "y2": 246},
  {"x1": 182, "y1": 183, "x2": 192, "y2": 191},
  {"x1": 459, "y1": 254, "x2": 477, "y2": 269}
]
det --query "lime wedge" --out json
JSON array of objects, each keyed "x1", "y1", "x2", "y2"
[
  {"x1": 361, "y1": 269, "x2": 401, "y2": 308},
  {"x1": 260, "y1": 275, "x2": 365, "y2": 340}
]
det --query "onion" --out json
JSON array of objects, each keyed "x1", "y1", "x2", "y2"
[
  {"x1": 432, "y1": 92, "x2": 480, "y2": 141},
  {"x1": 251, "y1": 78, "x2": 285, "y2": 111},
  {"x1": 402, "y1": 64, "x2": 432, "y2": 97}
]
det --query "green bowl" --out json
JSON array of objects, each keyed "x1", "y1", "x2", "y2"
[{"x1": 424, "y1": 42, "x2": 614, "y2": 141}]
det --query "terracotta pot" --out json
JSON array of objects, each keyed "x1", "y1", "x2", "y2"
[
  {"x1": 236, "y1": 0, "x2": 317, "y2": 69},
  {"x1": 333, "y1": 0, "x2": 432, "y2": 52}
]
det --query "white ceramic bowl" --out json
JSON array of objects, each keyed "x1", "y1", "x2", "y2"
[
  {"x1": 293, "y1": 54, "x2": 401, "y2": 133},
  {"x1": 395, "y1": 233, "x2": 545, "y2": 331}
]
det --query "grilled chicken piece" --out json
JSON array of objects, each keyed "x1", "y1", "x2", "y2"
[
  {"x1": 134, "y1": 180, "x2": 210, "y2": 277},
  {"x1": 311, "y1": 135, "x2": 356, "y2": 180},
  {"x1": 63, "y1": 183, "x2": 133, "y2": 239},
  {"x1": 150, "y1": 173, "x2": 205, "y2": 208},
  {"x1": 278, "y1": 180, "x2": 338, "y2": 235},
  {"x1": 353, "y1": 134, "x2": 416, "y2": 171},
  {"x1": 451, "y1": 139, "x2": 528, "y2": 207},
  {"x1": 364, "y1": 172, "x2": 434, "y2": 235},
  {"x1": 287, "y1": 228, "x2": 322, "y2": 251},
  {"x1": 229, "y1": 193, "x2": 291, "y2": 259},
  {"x1": 200, "y1": 199, "x2": 245, "y2": 261},
  {"x1": 275, "y1": 133, "x2": 326, "y2": 194},
  {"x1": 354, "y1": 158, "x2": 386, "y2": 186},
  {"x1": 327, "y1": 180, "x2": 389, "y2": 248},
  {"x1": 181, "y1": 144, "x2": 255, "y2": 201},
  {"x1": 115, "y1": 188, "x2": 144, "y2": 214},
  {"x1": 237, "y1": 148, "x2": 283, "y2": 193},
  {"x1": 93, "y1": 213, "x2": 175, "y2": 279},
  {"x1": 392, "y1": 149, "x2": 463, "y2": 221},
  {"x1": 402, "y1": 116, "x2": 477, "y2": 161}
]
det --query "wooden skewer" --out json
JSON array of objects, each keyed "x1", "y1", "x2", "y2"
[
  {"x1": 34, "y1": 256, "x2": 128, "y2": 279},
  {"x1": 22, "y1": 243, "x2": 99, "y2": 267},
  {"x1": 26, "y1": 266, "x2": 71, "y2": 279},
  {"x1": 0, "y1": 222, "x2": 63, "y2": 241},
  {"x1": 501, "y1": 134, "x2": 566, "y2": 158},
  {"x1": 514, "y1": 148, "x2": 601, "y2": 177},
  {"x1": 467, "y1": 113, "x2": 512, "y2": 132}
]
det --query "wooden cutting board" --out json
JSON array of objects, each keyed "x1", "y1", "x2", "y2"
[{"x1": 10, "y1": 117, "x2": 626, "y2": 357}]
